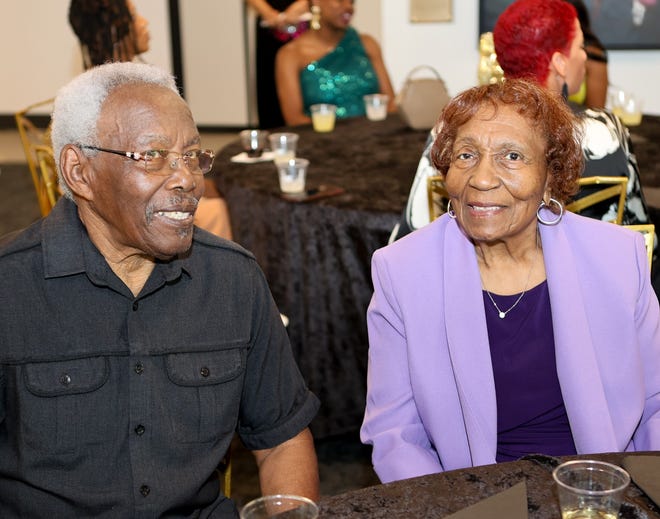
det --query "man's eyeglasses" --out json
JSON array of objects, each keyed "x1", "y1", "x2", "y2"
[{"x1": 79, "y1": 145, "x2": 215, "y2": 175}]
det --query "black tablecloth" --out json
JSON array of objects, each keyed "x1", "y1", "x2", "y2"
[
  {"x1": 319, "y1": 452, "x2": 660, "y2": 518},
  {"x1": 212, "y1": 114, "x2": 429, "y2": 438}
]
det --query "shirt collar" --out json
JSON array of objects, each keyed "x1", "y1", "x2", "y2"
[{"x1": 42, "y1": 198, "x2": 192, "y2": 289}]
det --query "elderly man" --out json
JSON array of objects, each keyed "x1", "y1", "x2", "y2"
[{"x1": 0, "y1": 62, "x2": 319, "y2": 517}]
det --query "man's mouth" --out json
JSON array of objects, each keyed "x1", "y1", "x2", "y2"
[{"x1": 156, "y1": 210, "x2": 194, "y2": 221}]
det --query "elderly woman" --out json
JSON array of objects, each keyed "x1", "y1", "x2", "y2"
[
  {"x1": 392, "y1": 0, "x2": 651, "y2": 241},
  {"x1": 360, "y1": 79, "x2": 660, "y2": 484}
]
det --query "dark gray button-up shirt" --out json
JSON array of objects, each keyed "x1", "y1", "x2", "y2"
[{"x1": 0, "y1": 198, "x2": 319, "y2": 518}]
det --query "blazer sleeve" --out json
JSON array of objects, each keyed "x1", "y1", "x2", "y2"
[
  {"x1": 361, "y1": 249, "x2": 444, "y2": 483},
  {"x1": 631, "y1": 232, "x2": 660, "y2": 449}
]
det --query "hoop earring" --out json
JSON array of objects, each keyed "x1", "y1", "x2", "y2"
[
  {"x1": 537, "y1": 198, "x2": 564, "y2": 225},
  {"x1": 447, "y1": 200, "x2": 456, "y2": 219},
  {"x1": 311, "y1": 5, "x2": 321, "y2": 30}
]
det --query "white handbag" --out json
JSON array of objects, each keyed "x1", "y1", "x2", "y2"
[{"x1": 396, "y1": 65, "x2": 451, "y2": 130}]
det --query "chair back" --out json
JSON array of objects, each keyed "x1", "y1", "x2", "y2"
[
  {"x1": 565, "y1": 176, "x2": 628, "y2": 224},
  {"x1": 427, "y1": 175, "x2": 450, "y2": 221},
  {"x1": 217, "y1": 450, "x2": 232, "y2": 498},
  {"x1": 624, "y1": 224, "x2": 655, "y2": 272},
  {"x1": 33, "y1": 144, "x2": 60, "y2": 209},
  {"x1": 14, "y1": 98, "x2": 55, "y2": 216}
]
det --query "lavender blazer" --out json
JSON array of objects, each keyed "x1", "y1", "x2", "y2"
[{"x1": 361, "y1": 211, "x2": 660, "y2": 484}]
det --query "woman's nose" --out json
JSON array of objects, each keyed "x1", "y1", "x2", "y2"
[{"x1": 469, "y1": 156, "x2": 499, "y2": 189}]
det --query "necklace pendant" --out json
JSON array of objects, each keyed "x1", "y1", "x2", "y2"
[{"x1": 498, "y1": 311, "x2": 506, "y2": 319}]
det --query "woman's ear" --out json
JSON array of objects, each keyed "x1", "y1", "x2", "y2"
[
  {"x1": 60, "y1": 145, "x2": 95, "y2": 201},
  {"x1": 550, "y1": 51, "x2": 567, "y2": 78}
]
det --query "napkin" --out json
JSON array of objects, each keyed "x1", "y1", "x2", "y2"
[
  {"x1": 443, "y1": 481, "x2": 528, "y2": 519},
  {"x1": 230, "y1": 151, "x2": 275, "y2": 163},
  {"x1": 623, "y1": 455, "x2": 660, "y2": 507}
]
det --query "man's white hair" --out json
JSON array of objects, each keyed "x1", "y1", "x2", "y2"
[{"x1": 50, "y1": 62, "x2": 179, "y2": 199}]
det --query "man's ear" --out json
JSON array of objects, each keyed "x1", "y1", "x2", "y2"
[{"x1": 60, "y1": 145, "x2": 95, "y2": 201}]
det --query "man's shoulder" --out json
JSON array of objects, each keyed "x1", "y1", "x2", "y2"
[
  {"x1": 192, "y1": 227, "x2": 256, "y2": 262},
  {"x1": 0, "y1": 222, "x2": 42, "y2": 260}
]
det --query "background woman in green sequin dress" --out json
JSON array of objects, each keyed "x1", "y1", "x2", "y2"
[{"x1": 275, "y1": 0, "x2": 396, "y2": 126}]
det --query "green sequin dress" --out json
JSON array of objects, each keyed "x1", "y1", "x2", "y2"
[{"x1": 300, "y1": 27, "x2": 380, "y2": 119}]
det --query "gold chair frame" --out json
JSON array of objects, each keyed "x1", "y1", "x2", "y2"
[
  {"x1": 566, "y1": 176, "x2": 628, "y2": 225},
  {"x1": 14, "y1": 98, "x2": 55, "y2": 216},
  {"x1": 427, "y1": 175, "x2": 450, "y2": 222},
  {"x1": 33, "y1": 144, "x2": 60, "y2": 209},
  {"x1": 624, "y1": 224, "x2": 655, "y2": 272},
  {"x1": 217, "y1": 450, "x2": 232, "y2": 498}
]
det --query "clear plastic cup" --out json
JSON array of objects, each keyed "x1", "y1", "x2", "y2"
[
  {"x1": 310, "y1": 104, "x2": 337, "y2": 132},
  {"x1": 240, "y1": 495, "x2": 319, "y2": 519},
  {"x1": 363, "y1": 94, "x2": 389, "y2": 121},
  {"x1": 276, "y1": 157, "x2": 309, "y2": 194},
  {"x1": 269, "y1": 132, "x2": 299, "y2": 166},
  {"x1": 240, "y1": 129, "x2": 269, "y2": 158},
  {"x1": 553, "y1": 460, "x2": 630, "y2": 519}
]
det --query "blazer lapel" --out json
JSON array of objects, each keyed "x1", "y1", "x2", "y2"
[
  {"x1": 541, "y1": 221, "x2": 619, "y2": 453},
  {"x1": 443, "y1": 221, "x2": 498, "y2": 466}
]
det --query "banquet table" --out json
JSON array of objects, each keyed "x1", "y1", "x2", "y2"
[
  {"x1": 319, "y1": 451, "x2": 660, "y2": 518},
  {"x1": 212, "y1": 114, "x2": 429, "y2": 438}
]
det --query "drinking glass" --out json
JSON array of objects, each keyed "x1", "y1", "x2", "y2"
[
  {"x1": 608, "y1": 87, "x2": 643, "y2": 126},
  {"x1": 310, "y1": 104, "x2": 337, "y2": 132},
  {"x1": 553, "y1": 460, "x2": 630, "y2": 519},
  {"x1": 269, "y1": 132, "x2": 299, "y2": 166},
  {"x1": 240, "y1": 129, "x2": 269, "y2": 158},
  {"x1": 276, "y1": 158, "x2": 309, "y2": 194},
  {"x1": 240, "y1": 494, "x2": 319, "y2": 519},
  {"x1": 363, "y1": 94, "x2": 389, "y2": 121}
]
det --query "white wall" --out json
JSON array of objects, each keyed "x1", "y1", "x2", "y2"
[{"x1": 2, "y1": 0, "x2": 659, "y2": 123}]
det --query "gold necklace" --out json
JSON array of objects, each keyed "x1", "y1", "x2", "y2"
[{"x1": 483, "y1": 247, "x2": 538, "y2": 319}]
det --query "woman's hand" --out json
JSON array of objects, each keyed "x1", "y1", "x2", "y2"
[{"x1": 283, "y1": 0, "x2": 311, "y2": 24}]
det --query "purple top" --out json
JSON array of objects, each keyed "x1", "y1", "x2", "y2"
[{"x1": 483, "y1": 281, "x2": 577, "y2": 462}]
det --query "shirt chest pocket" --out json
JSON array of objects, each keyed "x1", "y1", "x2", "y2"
[
  {"x1": 21, "y1": 357, "x2": 115, "y2": 453},
  {"x1": 165, "y1": 348, "x2": 246, "y2": 443}
]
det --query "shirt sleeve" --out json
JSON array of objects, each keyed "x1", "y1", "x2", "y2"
[{"x1": 237, "y1": 266, "x2": 319, "y2": 450}]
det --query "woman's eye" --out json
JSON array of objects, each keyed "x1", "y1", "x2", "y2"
[
  {"x1": 504, "y1": 151, "x2": 523, "y2": 161},
  {"x1": 455, "y1": 152, "x2": 474, "y2": 161}
]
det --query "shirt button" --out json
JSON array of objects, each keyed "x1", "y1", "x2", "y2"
[
  {"x1": 140, "y1": 485, "x2": 150, "y2": 497},
  {"x1": 132, "y1": 301, "x2": 139, "y2": 311},
  {"x1": 60, "y1": 374, "x2": 72, "y2": 386},
  {"x1": 134, "y1": 363, "x2": 144, "y2": 375},
  {"x1": 200, "y1": 366, "x2": 210, "y2": 377},
  {"x1": 135, "y1": 424, "x2": 145, "y2": 436}
]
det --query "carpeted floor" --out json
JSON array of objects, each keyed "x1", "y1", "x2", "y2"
[{"x1": 0, "y1": 163, "x2": 42, "y2": 237}]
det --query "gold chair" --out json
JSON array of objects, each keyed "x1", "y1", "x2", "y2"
[
  {"x1": 427, "y1": 175, "x2": 450, "y2": 222},
  {"x1": 566, "y1": 176, "x2": 628, "y2": 225},
  {"x1": 217, "y1": 449, "x2": 232, "y2": 498},
  {"x1": 14, "y1": 98, "x2": 55, "y2": 216},
  {"x1": 34, "y1": 144, "x2": 60, "y2": 209},
  {"x1": 624, "y1": 224, "x2": 655, "y2": 272}
]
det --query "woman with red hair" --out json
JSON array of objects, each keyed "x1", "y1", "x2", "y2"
[{"x1": 492, "y1": 0, "x2": 651, "y2": 227}]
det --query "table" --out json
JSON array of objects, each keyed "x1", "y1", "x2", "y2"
[
  {"x1": 212, "y1": 114, "x2": 429, "y2": 438},
  {"x1": 319, "y1": 451, "x2": 660, "y2": 518},
  {"x1": 629, "y1": 114, "x2": 660, "y2": 188}
]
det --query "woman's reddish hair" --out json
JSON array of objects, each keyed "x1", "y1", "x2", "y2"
[{"x1": 493, "y1": 0, "x2": 578, "y2": 85}]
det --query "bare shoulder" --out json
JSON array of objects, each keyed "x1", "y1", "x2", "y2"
[
  {"x1": 277, "y1": 33, "x2": 316, "y2": 67},
  {"x1": 359, "y1": 33, "x2": 382, "y2": 57}
]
